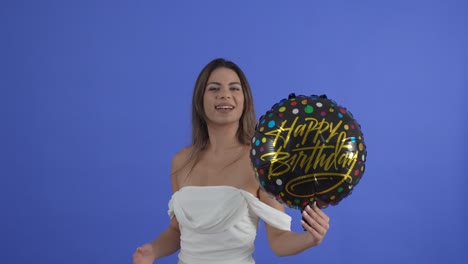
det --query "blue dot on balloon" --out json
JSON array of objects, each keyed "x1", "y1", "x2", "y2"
[
  {"x1": 268, "y1": 120, "x2": 276, "y2": 128},
  {"x1": 350, "y1": 137, "x2": 356, "y2": 142},
  {"x1": 260, "y1": 119, "x2": 266, "y2": 125},
  {"x1": 338, "y1": 113, "x2": 344, "y2": 118},
  {"x1": 255, "y1": 139, "x2": 260, "y2": 146}
]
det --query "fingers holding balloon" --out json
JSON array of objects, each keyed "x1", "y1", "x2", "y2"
[
  {"x1": 311, "y1": 202, "x2": 330, "y2": 226},
  {"x1": 301, "y1": 203, "x2": 330, "y2": 236}
]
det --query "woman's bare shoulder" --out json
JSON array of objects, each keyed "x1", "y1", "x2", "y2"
[
  {"x1": 172, "y1": 146, "x2": 192, "y2": 169},
  {"x1": 237, "y1": 145, "x2": 261, "y2": 194},
  {"x1": 170, "y1": 146, "x2": 193, "y2": 192}
]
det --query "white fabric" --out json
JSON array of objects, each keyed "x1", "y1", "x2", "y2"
[{"x1": 168, "y1": 185, "x2": 291, "y2": 264}]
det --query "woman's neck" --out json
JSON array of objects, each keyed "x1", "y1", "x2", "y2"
[{"x1": 205, "y1": 123, "x2": 243, "y2": 153}]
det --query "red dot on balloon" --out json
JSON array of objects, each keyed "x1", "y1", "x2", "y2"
[
  {"x1": 278, "y1": 113, "x2": 284, "y2": 118},
  {"x1": 354, "y1": 169, "x2": 360, "y2": 176},
  {"x1": 259, "y1": 168, "x2": 264, "y2": 174},
  {"x1": 291, "y1": 101, "x2": 297, "y2": 106},
  {"x1": 340, "y1": 108, "x2": 347, "y2": 114},
  {"x1": 321, "y1": 111, "x2": 326, "y2": 116}
]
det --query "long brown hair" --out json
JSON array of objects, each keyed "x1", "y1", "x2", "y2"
[
  {"x1": 192, "y1": 58, "x2": 256, "y2": 149},
  {"x1": 180, "y1": 58, "x2": 257, "y2": 177}
]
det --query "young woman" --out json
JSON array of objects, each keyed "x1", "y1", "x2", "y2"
[{"x1": 133, "y1": 58, "x2": 330, "y2": 264}]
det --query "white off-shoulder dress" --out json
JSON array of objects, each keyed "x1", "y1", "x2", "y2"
[{"x1": 168, "y1": 185, "x2": 292, "y2": 264}]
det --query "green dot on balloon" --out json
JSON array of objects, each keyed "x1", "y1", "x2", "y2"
[
  {"x1": 294, "y1": 199, "x2": 300, "y2": 204},
  {"x1": 338, "y1": 187, "x2": 344, "y2": 193},
  {"x1": 304, "y1": 105, "x2": 313, "y2": 113}
]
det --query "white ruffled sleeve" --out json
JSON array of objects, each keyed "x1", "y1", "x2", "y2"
[
  {"x1": 167, "y1": 196, "x2": 175, "y2": 219},
  {"x1": 240, "y1": 190, "x2": 291, "y2": 231}
]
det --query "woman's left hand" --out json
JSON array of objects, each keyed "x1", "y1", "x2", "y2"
[{"x1": 301, "y1": 202, "x2": 330, "y2": 245}]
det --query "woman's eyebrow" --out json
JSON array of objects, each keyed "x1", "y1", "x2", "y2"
[{"x1": 206, "y1": 81, "x2": 241, "y2": 86}]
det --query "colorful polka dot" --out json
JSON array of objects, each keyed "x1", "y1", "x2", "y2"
[
  {"x1": 292, "y1": 108, "x2": 299, "y2": 114},
  {"x1": 268, "y1": 120, "x2": 275, "y2": 128},
  {"x1": 279, "y1": 106, "x2": 286, "y2": 112},
  {"x1": 304, "y1": 105, "x2": 313, "y2": 113}
]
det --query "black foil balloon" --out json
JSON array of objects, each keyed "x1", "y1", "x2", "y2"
[{"x1": 250, "y1": 94, "x2": 367, "y2": 210}]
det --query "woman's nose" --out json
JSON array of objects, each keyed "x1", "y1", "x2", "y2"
[{"x1": 217, "y1": 90, "x2": 231, "y2": 99}]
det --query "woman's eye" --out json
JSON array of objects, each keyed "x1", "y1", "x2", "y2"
[
  {"x1": 230, "y1": 87, "x2": 241, "y2": 91},
  {"x1": 208, "y1": 87, "x2": 220, "y2": 91}
]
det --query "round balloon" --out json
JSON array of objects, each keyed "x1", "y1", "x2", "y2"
[{"x1": 250, "y1": 93, "x2": 367, "y2": 210}]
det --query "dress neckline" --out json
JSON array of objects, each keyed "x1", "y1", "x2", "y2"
[
  {"x1": 179, "y1": 185, "x2": 238, "y2": 190},
  {"x1": 176, "y1": 185, "x2": 255, "y2": 197}
]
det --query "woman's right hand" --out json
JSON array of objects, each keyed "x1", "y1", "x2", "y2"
[{"x1": 133, "y1": 243, "x2": 156, "y2": 264}]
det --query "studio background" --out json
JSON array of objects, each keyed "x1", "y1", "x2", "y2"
[{"x1": 2, "y1": 0, "x2": 467, "y2": 263}]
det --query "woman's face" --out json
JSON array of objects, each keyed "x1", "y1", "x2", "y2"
[{"x1": 203, "y1": 67, "x2": 245, "y2": 127}]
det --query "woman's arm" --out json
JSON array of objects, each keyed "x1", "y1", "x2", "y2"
[
  {"x1": 133, "y1": 215, "x2": 181, "y2": 264},
  {"x1": 149, "y1": 216, "x2": 181, "y2": 258},
  {"x1": 148, "y1": 148, "x2": 191, "y2": 257},
  {"x1": 259, "y1": 190, "x2": 330, "y2": 256},
  {"x1": 133, "y1": 149, "x2": 190, "y2": 263}
]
